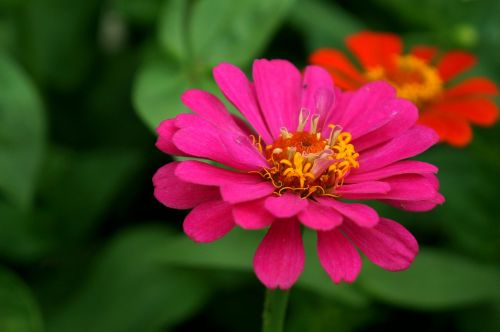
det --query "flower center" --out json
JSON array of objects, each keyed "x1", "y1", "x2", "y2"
[
  {"x1": 252, "y1": 110, "x2": 359, "y2": 198},
  {"x1": 365, "y1": 54, "x2": 442, "y2": 106}
]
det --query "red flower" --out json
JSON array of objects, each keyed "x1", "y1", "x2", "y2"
[{"x1": 309, "y1": 31, "x2": 498, "y2": 147}]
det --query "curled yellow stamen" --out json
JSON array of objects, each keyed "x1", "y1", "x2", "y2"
[{"x1": 254, "y1": 119, "x2": 359, "y2": 198}]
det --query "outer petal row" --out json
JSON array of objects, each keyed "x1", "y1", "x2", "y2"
[
  {"x1": 256, "y1": 217, "x2": 418, "y2": 288},
  {"x1": 154, "y1": 162, "x2": 419, "y2": 289},
  {"x1": 153, "y1": 162, "x2": 219, "y2": 209}
]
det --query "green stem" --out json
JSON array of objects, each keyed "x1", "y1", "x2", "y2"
[{"x1": 262, "y1": 288, "x2": 290, "y2": 332}]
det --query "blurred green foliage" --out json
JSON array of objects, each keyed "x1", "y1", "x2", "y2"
[{"x1": 0, "y1": 0, "x2": 499, "y2": 331}]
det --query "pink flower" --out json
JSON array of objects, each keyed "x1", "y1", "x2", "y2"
[{"x1": 153, "y1": 59, "x2": 444, "y2": 289}]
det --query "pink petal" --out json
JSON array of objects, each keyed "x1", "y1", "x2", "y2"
[
  {"x1": 354, "y1": 125, "x2": 439, "y2": 173},
  {"x1": 232, "y1": 198, "x2": 274, "y2": 229},
  {"x1": 383, "y1": 192, "x2": 445, "y2": 212},
  {"x1": 317, "y1": 229, "x2": 362, "y2": 283},
  {"x1": 221, "y1": 133, "x2": 270, "y2": 170},
  {"x1": 298, "y1": 200, "x2": 343, "y2": 230},
  {"x1": 172, "y1": 118, "x2": 268, "y2": 171},
  {"x1": 316, "y1": 197, "x2": 379, "y2": 228},
  {"x1": 341, "y1": 175, "x2": 438, "y2": 201},
  {"x1": 174, "y1": 112, "x2": 210, "y2": 129},
  {"x1": 332, "y1": 81, "x2": 397, "y2": 129},
  {"x1": 156, "y1": 119, "x2": 186, "y2": 156},
  {"x1": 183, "y1": 200, "x2": 235, "y2": 243},
  {"x1": 220, "y1": 182, "x2": 275, "y2": 203},
  {"x1": 423, "y1": 173, "x2": 439, "y2": 190},
  {"x1": 346, "y1": 161, "x2": 438, "y2": 183},
  {"x1": 264, "y1": 192, "x2": 309, "y2": 218},
  {"x1": 380, "y1": 174, "x2": 439, "y2": 201},
  {"x1": 253, "y1": 59, "x2": 302, "y2": 137},
  {"x1": 335, "y1": 181, "x2": 391, "y2": 196},
  {"x1": 321, "y1": 90, "x2": 353, "y2": 133},
  {"x1": 172, "y1": 125, "x2": 223, "y2": 163},
  {"x1": 253, "y1": 219, "x2": 305, "y2": 289},
  {"x1": 342, "y1": 218, "x2": 419, "y2": 271},
  {"x1": 301, "y1": 65, "x2": 335, "y2": 131},
  {"x1": 231, "y1": 114, "x2": 255, "y2": 136},
  {"x1": 181, "y1": 89, "x2": 241, "y2": 131},
  {"x1": 175, "y1": 160, "x2": 260, "y2": 186},
  {"x1": 352, "y1": 98, "x2": 419, "y2": 151},
  {"x1": 153, "y1": 162, "x2": 219, "y2": 209},
  {"x1": 213, "y1": 63, "x2": 273, "y2": 144}
]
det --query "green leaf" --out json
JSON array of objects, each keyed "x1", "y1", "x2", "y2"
[
  {"x1": 289, "y1": 0, "x2": 363, "y2": 51},
  {"x1": 0, "y1": 202, "x2": 53, "y2": 261},
  {"x1": 0, "y1": 0, "x2": 25, "y2": 9},
  {"x1": 0, "y1": 148, "x2": 143, "y2": 262},
  {"x1": 47, "y1": 225, "x2": 211, "y2": 332},
  {"x1": 0, "y1": 17, "x2": 17, "y2": 53},
  {"x1": 19, "y1": 0, "x2": 100, "y2": 89},
  {"x1": 0, "y1": 266, "x2": 43, "y2": 332},
  {"x1": 370, "y1": 0, "x2": 500, "y2": 52},
  {"x1": 369, "y1": 0, "x2": 488, "y2": 31},
  {"x1": 358, "y1": 248, "x2": 500, "y2": 310},
  {"x1": 137, "y1": 0, "x2": 296, "y2": 131},
  {"x1": 133, "y1": 55, "x2": 191, "y2": 130},
  {"x1": 457, "y1": 302, "x2": 500, "y2": 332},
  {"x1": 160, "y1": 228, "x2": 369, "y2": 307},
  {"x1": 39, "y1": 147, "x2": 144, "y2": 242},
  {"x1": 420, "y1": 145, "x2": 500, "y2": 259},
  {"x1": 111, "y1": 0, "x2": 163, "y2": 25},
  {"x1": 189, "y1": 0, "x2": 296, "y2": 68},
  {"x1": 83, "y1": 227, "x2": 366, "y2": 307},
  {"x1": 0, "y1": 146, "x2": 143, "y2": 262},
  {"x1": 133, "y1": 52, "x2": 221, "y2": 131},
  {"x1": 300, "y1": 230, "x2": 369, "y2": 307},
  {"x1": 158, "y1": 0, "x2": 189, "y2": 62},
  {"x1": 287, "y1": 288, "x2": 373, "y2": 332},
  {"x1": 0, "y1": 53, "x2": 45, "y2": 209}
]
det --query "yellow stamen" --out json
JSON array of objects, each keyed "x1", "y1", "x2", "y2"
[
  {"x1": 255, "y1": 118, "x2": 360, "y2": 198},
  {"x1": 365, "y1": 54, "x2": 442, "y2": 106}
]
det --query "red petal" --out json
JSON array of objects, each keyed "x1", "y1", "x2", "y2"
[
  {"x1": 309, "y1": 48, "x2": 365, "y2": 90},
  {"x1": 346, "y1": 31, "x2": 402, "y2": 71},
  {"x1": 444, "y1": 77, "x2": 498, "y2": 98},
  {"x1": 436, "y1": 51, "x2": 476, "y2": 82},
  {"x1": 410, "y1": 46, "x2": 438, "y2": 63},
  {"x1": 443, "y1": 118, "x2": 473, "y2": 147},
  {"x1": 416, "y1": 113, "x2": 448, "y2": 142},
  {"x1": 418, "y1": 112, "x2": 472, "y2": 147},
  {"x1": 431, "y1": 99, "x2": 498, "y2": 126}
]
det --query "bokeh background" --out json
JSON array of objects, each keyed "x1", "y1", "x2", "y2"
[{"x1": 1, "y1": 0, "x2": 499, "y2": 331}]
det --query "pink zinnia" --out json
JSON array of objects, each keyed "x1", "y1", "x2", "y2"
[{"x1": 153, "y1": 59, "x2": 444, "y2": 289}]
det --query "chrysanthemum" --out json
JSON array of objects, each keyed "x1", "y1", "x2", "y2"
[
  {"x1": 309, "y1": 31, "x2": 498, "y2": 147},
  {"x1": 153, "y1": 59, "x2": 443, "y2": 289}
]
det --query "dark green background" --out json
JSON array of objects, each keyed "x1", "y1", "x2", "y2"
[{"x1": 0, "y1": 0, "x2": 499, "y2": 331}]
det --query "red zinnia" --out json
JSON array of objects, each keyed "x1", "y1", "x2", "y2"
[{"x1": 309, "y1": 31, "x2": 498, "y2": 147}]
